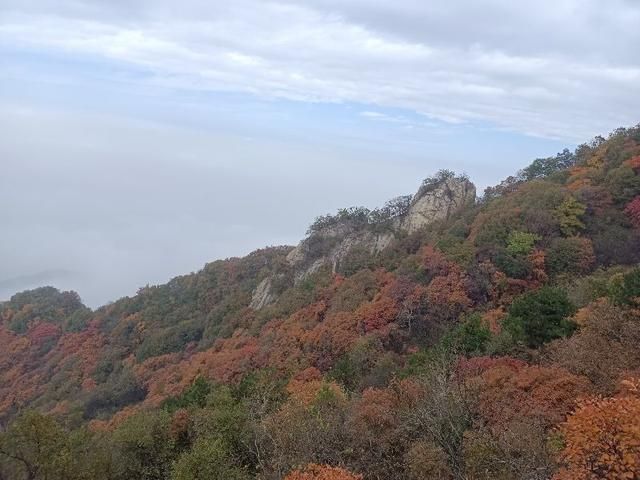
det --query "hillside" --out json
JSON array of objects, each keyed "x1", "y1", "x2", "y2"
[{"x1": 1, "y1": 125, "x2": 640, "y2": 480}]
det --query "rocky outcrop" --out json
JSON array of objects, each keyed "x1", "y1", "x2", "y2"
[
  {"x1": 400, "y1": 176, "x2": 476, "y2": 234},
  {"x1": 249, "y1": 174, "x2": 476, "y2": 308},
  {"x1": 285, "y1": 229, "x2": 395, "y2": 282},
  {"x1": 249, "y1": 277, "x2": 277, "y2": 309}
]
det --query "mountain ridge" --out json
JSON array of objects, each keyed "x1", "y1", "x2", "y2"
[{"x1": 1, "y1": 124, "x2": 640, "y2": 480}]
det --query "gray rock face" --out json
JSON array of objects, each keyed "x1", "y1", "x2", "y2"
[
  {"x1": 249, "y1": 175, "x2": 476, "y2": 308},
  {"x1": 401, "y1": 176, "x2": 476, "y2": 234},
  {"x1": 286, "y1": 229, "x2": 395, "y2": 282},
  {"x1": 249, "y1": 277, "x2": 276, "y2": 310}
]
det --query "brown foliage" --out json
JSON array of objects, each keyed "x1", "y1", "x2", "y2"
[
  {"x1": 481, "y1": 308, "x2": 505, "y2": 334},
  {"x1": 470, "y1": 361, "x2": 592, "y2": 429},
  {"x1": 284, "y1": 464, "x2": 362, "y2": 480},
  {"x1": 262, "y1": 386, "x2": 350, "y2": 479},
  {"x1": 404, "y1": 441, "x2": 452, "y2": 480},
  {"x1": 463, "y1": 419, "x2": 558, "y2": 480},
  {"x1": 546, "y1": 302, "x2": 640, "y2": 394},
  {"x1": 456, "y1": 356, "x2": 527, "y2": 379},
  {"x1": 286, "y1": 379, "x2": 346, "y2": 407}
]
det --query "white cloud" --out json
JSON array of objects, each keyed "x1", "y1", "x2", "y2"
[
  {"x1": 360, "y1": 111, "x2": 387, "y2": 119},
  {"x1": 1, "y1": 1, "x2": 638, "y2": 140}
]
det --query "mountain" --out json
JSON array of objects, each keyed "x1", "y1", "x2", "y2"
[{"x1": 1, "y1": 125, "x2": 639, "y2": 480}]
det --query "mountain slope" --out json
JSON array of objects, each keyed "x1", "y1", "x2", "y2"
[{"x1": 1, "y1": 125, "x2": 640, "y2": 480}]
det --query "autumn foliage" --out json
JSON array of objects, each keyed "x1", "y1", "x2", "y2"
[
  {"x1": 626, "y1": 196, "x2": 640, "y2": 227},
  {"x1": 460, "y1": 358, "x2": 592, "y2": 429},
  {"x1": 555, "y1": 379, "x2": 640, "y2": 480},
  {"x1": 1, "y1": 126, "x2": 640, "y2": 480},
  {"x1": 284, "y1": 464, "x2": 363, "y2": 480}
]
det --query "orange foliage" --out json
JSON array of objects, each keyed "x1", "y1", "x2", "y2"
[
  {"x1": 567, "y1": 177, "x2": 592, "y2": 192},
  {"x1": 567, "y1": 165, "x2": 594, "y2": 192},
  {"x1": 355, "y1": 295, "x2": 398, "y2": 333},
  {"x1": 555, "y1": 379, "x2": 640, "y2": 480},
  {"x1": 0, "y1": 320, "x2": 105, "y2": 418},
  {"x1": 346, "y1": 380, "x2": 424, "y2": 459},
  {"x1": 568, "y1": 165, "x2": 592, "y2": 178},
  {"x1": 54, "y1": 322, "x2": 106, "y2": 377},
  {"x1": 286, "y1": 379, "x2": 346, "y2": 407},
  {"x1": 571, "y1": 298, "x2": 609, "y2": 328},
  {"x1": 420, "y1": 245, "x2": 452, "y2": 276},
  {"x1": 419, "y1": 247, "x2": 473, "y2": 318},
  {"x1": 349, "y1": 387, "x2": 398, "y2": 436},
  {"x1": 625, "y1": 155, "x2": 640, "y2": 172},
  {"x1": 481, "y1": 308, "x2": 505, "y2": 334},
  {"x1": 567, "y1": 164, "x2": 598, "y2": 194},
  {"x1": 48, "y1": 400, "x2": 70, "y2": 417},
  {"x1": 131, "y1": 270, "x2": 412, "y2": 406},
  {"x1": 284, "y1": 464, "x2": 362, "y2": 480},
  {"x1": 426, "y1": 269, "x2": 471, "y2": 309},
  {"x1": 354, "y1": 272, "x2": 402, "y2": 332},
  {"x1": 302, "y1": 312, "x2": 360, "y2": 370},
  {"x1": 466, "y1": 360, "x2": 592, "y2": 429},
  {"x1": 572, "y1": 306, "x2": 592, "y2": 327},
  {"x1": 137, "y1": 333, "x2": 259, "y2": 406},
  {"x1": 528, "y1": 249, "x2": 548, "y2": 285},
  {"x1": 259, "y1": 316, "x2": 311, "y2": 372}
]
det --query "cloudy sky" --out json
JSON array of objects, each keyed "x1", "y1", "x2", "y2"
[{"x1": 1, "y1": 0, "x2": 639, "y2": 307}]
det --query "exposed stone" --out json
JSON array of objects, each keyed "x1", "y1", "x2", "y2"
[
  {"x1": 249, "y1": 277, "x2": 276, "y2": 310},
  {"x1": 319, "y1": 230, "x2": 393, "y2": 274},
  {"x1": 249, "y1": 175, "x2": 476, "y2": 307},
  {"x1": 400, "y1": 176, "x2": 476, "y2": 234}
]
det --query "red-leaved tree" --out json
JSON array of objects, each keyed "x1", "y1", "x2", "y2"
[{"x1": 625, "y1": 196, "x2": 640, "y2": 227}]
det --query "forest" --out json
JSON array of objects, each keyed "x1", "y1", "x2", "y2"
[{"x1": 1, "y1": 125, "x2": 640, "y2": 479}]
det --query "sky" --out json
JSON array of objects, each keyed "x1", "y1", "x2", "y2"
[{"x1": 1, "y1": 1, "x2": 639, "y2": 307}]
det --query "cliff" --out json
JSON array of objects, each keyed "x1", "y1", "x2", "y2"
[{"x1": 250, "y1": 173, "x2": 476, "y2": 308}]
